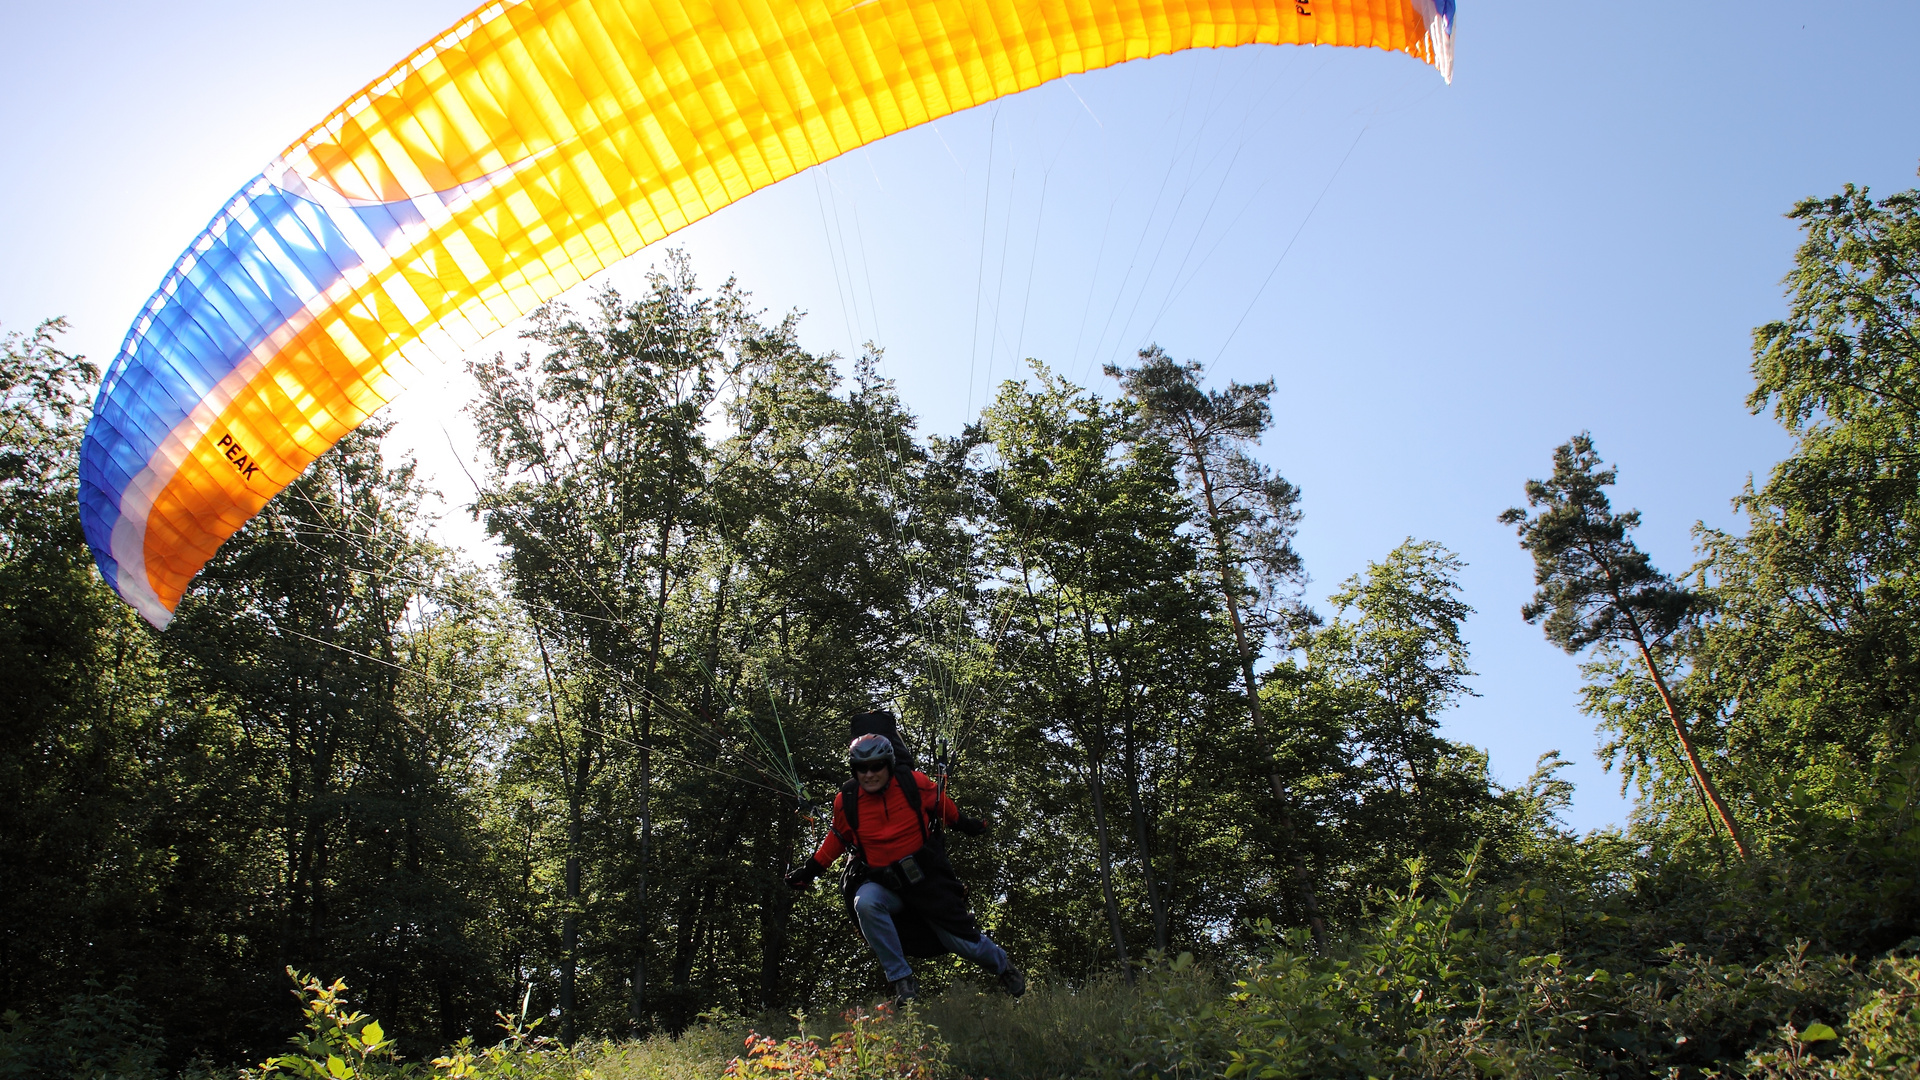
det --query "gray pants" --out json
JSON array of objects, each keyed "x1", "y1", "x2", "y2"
[{"x1": 852, "y1": 880, "x2": 1009, "y2": 982}]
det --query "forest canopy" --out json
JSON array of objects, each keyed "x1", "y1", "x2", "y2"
[{"x1": 2, "y1": 176, "x2": 1918, "y2": 1080}]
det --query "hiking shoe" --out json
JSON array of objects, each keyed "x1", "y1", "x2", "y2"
[
  {"x1": 890, "y1": 975, "x2": 919, "y2": 1006},
  {"x1": 997, "y1": 964, "x2": 1027, "y2": 998}
]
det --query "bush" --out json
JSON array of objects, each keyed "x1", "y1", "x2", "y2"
[
  {"x1": 243, "y1": 971, "x2": 748, "y2": 1080},
  {"x1": 121, "y1": 907, "x2": 1915, "y2": 1080},
  {"x1": 1080, "y1": 850, "x2": 1879, "y2": 1080},
  {"x1": 588, "y1": 1019, "x2": 745, "y2": 1080},
  {"x1": 722, "y1": 1004, "x2": 946, "y2": 1080},
  {"x1": 1742, "y1": 953, "x2": 1920, "y2": 1079},
  {"x1": 248, "y1": 972, "x2": 415, "y2": 1080},
  {"x1": 0, "y1": 980, "x2": 164, "y2": 1080},
  {"x1": 920, "y1": 976, "x2": 1142, "y2": 1080}
]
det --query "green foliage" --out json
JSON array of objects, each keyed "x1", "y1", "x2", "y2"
[
  {"x1": 920, "y1": 977, "x2": 1145, "y2": 1080},
  {"x1": 1105, "y1": 344, "x2": 1305, "y2": 639},
  {"x1": 585, "y1": 1023, "x2": 743, "y2": 1080},
  {"x1": 0, "y1": 980, "x2": 163, "y2": 1080},
  {"x1": 1505, "y1": 434, "x2": 1755, "y2": 859},
  {"x1": 256, "y1": 971, "x2": 408, "y2": 1080},
  {"x1": 1106, "y1": 345, "x2": 1312, "y2": 946},
  {"x1": 1093, "y1": 955, "x2": 1237, "y2": 1080},
  {"x1": 980, "y1": 361, "x2": 1230, "y2": 969},
  {"x1": 1258, "y1": 542, "x2": 1560, "y2": 925},
  {"x1": 1674, "y1": 177, "x2": 1920, "y2": 935},
  {"x1": 1038, "y1": 855, "x2": 1880, "y2": 1080},
  {"x1": 1501, "y1": 435, "x2": 1705, "y2": 656},
  {"x1": 11, "y1": 172, "x2": 1920, "y2": 1080},
  {"x1": 1736, "y1": 952, "x2": 1920, "y2": 1079},
  {"x1": 425, "y1": 1004, "x2": 587, "y2": 1080}
]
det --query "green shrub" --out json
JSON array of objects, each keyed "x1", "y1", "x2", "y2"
[
  {"x1": 0, "y1": 980, "x2": 164, "y2": 1080},
  {"x1": 249, "y1": 971, "x2": 416, "y2": 1080},
  {"x1": 1120, "y1": 850, "x2": 1872, "y2": 1079},
  {"x1": 587, "y1": 1018, "x2": 746, "y2": 1080},
  {"x1": 916, "y1": 959, "x2": 1231, "y2": 1080},
  {"x1": 146, "y1": 907, "x2": 1914, "y2": 1080},
  {"x1": 1742, "y1": 953, "x2": 1920, "y2": 1079}
]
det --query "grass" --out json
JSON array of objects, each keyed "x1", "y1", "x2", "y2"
[{"x1": 11, "y1": 857, "x2": 1920, "y2": 1079}]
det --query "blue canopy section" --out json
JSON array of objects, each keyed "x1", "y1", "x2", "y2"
[{"x1": 78, "y1": 174, "x2": 361, "y2": 589}]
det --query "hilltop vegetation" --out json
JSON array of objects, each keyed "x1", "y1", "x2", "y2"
[{"x1": 2, "y1": 177, "x2": 1918, "y2": 1079}]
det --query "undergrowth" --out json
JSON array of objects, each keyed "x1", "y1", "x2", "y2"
[{"x1": 7, "y1": 854, "x2": 1917, "y2": 1080}]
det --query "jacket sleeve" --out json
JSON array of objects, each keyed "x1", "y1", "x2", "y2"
[{"x1": 811, "y1": 792, "x2": 849, "y2": 866}]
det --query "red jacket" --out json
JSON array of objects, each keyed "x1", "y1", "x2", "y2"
[{"x1": 812, "y1": 770, "x2": 959, "y2": 868}]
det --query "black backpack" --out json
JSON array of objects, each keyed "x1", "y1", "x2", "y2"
[
  {"x1": 849, "y1": 708, "x2": 916, "y2": 769},
  {"x1": 839, "y1": 709, "x2": 939, "y2": 859}
]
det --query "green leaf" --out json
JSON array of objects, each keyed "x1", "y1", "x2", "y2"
[
  {"x1": 361, "y1": 1021, "x2": 384, "y2": 1048},
  {"x1": 1800, "y1": 1023, "x2": 1838, "y2": 1043},
  {"x1": 327, "y1": 1055, "x2": 352, "y2": 1079}
]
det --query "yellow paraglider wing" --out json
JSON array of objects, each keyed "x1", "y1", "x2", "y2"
[{"x1": 80, "y1": 0, "x2": 1454, "y2": 627}]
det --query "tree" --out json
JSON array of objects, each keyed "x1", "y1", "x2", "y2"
[
  {"x1": 1313, "y1": 539, "x2": 1476, "y2": 794},
  {"x1": 704, "y1": 340, "x2": 962, "y2": 1010},
  {"x1": 1501, "y1": 435, "x2": 1747, "y2": 858},
  {"x1": 1671, "y1": 176, "x2": 1920, "y2": 938},
  {"x1": 1714, "y1": 176, "x2": 1920, "y2": 808},
  {"x1": 1106, "y1": 347, "x2": 1318, "y2": 942},
  {"x1": 981, "y1": 364, "x2": 1231, "y2": 973},
  {"x1": 169, "y1": 415, "x2": 517, "y2": 1051},
  {"x1": 470, "y1": 253, "x2": 750, "y2": 1038},
  {"x1": 1264, "y1": 541, "x2": 1504, "y2": 917},
  {"x1": 0, "y1": 318, "x2": 154, "y2": 1016}
]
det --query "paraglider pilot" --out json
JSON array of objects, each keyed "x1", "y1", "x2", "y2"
[{"x1": 785, "y1": 715, "x2": 1025, "y2": 1006}]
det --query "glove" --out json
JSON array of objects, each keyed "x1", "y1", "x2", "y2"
[
  {"x1": 954, "y1": 815, "x2": 988, "y2": 837},
  {"x1": 785, "y1": 858, "x2": 826, "y2": 890}
]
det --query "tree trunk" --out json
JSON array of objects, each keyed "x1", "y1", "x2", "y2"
[
  {"x1": 632, "y1": 719, "x2": 651, "y2": 1031},
  {"x1": 627, "y1": 692, "x2": 652, "y2": 1032},
  {"x1": 1120, "y1": 702, "x2": 1169, "y2": 951},
  {"x1": 1186, "y1": 432, "x2": 1327, "y2": 948},
  {"x1": 1084, "y1": 748, "x2": 1131, "y2": 981},
  {"x1": 1098, "y1": 612, "x2": 1170, "y2": 951},
  {"x1": 670, "y1": 887, "x2": 702, "y2": 992},
  {"x1": 308, "y1": 735, "x2": 331, "y2": 947},
  {"x1": 1075, "y1": 611, "x2": 1135, "y2": 977},
  {"x1": 561, "y1": 769, "x2": 582, "y2": 1047},
  {"x1": 672, "y1": 881, "x2": 717, "y2": 990},
  {"x1": 1268, "y1": 786, "x2": 1326, "y2": 947},
  {"x1": 282, "y1": 739, "x2": 303, "y2": 969},
  {"x1": 759, "y1": 808, "x2": 797, "y2": 1009},
  {"x1": 632, "y1": 516, "x2": 673, "y2": 1027},
  {"x1": 1632, "y1": 637, "x2": 1750, "y2": 859}
]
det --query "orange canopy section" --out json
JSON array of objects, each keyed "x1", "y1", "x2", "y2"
[{"x1": 81, "y1": 0, "x2": 1453, "y2": 628}]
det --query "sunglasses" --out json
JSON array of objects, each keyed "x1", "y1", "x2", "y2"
[{"x1": 852, "y1": 761, "x2": 892, "y2": 774}]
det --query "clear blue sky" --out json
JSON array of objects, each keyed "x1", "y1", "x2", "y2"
[{"x1": 5, "y1": 1, "x2": 1918, "y2": 832}]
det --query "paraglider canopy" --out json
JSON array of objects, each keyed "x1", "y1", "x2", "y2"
[{"x1": 78, "y1": 0, "x2": 1454, "y2": 628}]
